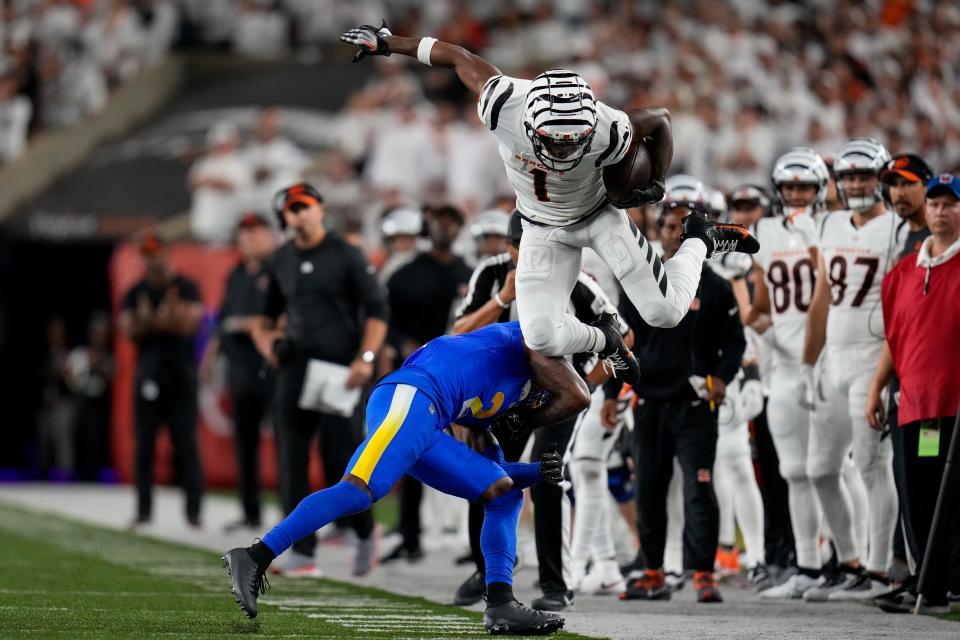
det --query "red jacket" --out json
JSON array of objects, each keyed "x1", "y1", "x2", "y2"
[{"x1": 882, "y1": 239, "x2": 960, "y2": 425}]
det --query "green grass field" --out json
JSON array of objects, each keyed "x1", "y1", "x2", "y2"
[{"x1": 0, "y1": 502, "x2": 594, "y2": 639}]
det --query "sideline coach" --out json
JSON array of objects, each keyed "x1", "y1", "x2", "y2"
[{"x1": 252, "y1": 183, "x2": 388, "y2": 576}]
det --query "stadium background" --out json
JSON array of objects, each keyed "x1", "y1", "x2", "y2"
[{"x1": 0, "y1": 0, "x2": 958, "y2": 487}]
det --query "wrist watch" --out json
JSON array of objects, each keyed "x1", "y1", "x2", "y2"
[{"x1": 360, "y1": 350, "x2": 375, "y2": 364}]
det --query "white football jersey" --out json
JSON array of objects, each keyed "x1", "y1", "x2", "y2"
[
  {"x1": 477, "y1": 74, "x2": 633, "y2": 226},
  {"x1": 753, "y1": 214, "x2": 819, "y2": 362},
  {"x1": 819, "y1": 209, "x2": 905, "y2": 347}
]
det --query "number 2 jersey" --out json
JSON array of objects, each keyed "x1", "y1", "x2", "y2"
[
  {"x1": 477, "y1": 74, "x2": 633, "y2": 226},
  {"x1": 376, "y1": 322, "x2": 540, "y2": 430},
  {"x1": 753, "y1": 214, "x2": 819, "y2": 364},
  {"x1": 819, "y1": 209, "x2": 905, "y2": 348}
]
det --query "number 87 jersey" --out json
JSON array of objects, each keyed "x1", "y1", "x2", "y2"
[
  {"x1": 753, "y1": 213, "x2": 820, "y2": 364},
  {"x1": 818, "y1": 209, "x2": 906, "y2": 347}
]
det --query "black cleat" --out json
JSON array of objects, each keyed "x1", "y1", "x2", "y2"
[
  {"x1": 531, "y1": 590, "x2": 574, "y2": 611},
  {"x1": 453, "y1": 570, "x2": 486, "y2": 606},
  {"x1": 682, "y1": 215, "x2": 760, "y2": 258},
  {"x1": 223, "y1": 547, "x2": 270, "y2": 619},
  {"x1": 593, "y1": 312, "x2": 640, "y2": 385},
  {"x1": 484, "y1": 600, "x2": 564, "y2": 635}
]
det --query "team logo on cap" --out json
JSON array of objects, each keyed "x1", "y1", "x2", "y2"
[{"x1": 939, "y1": 174, "x2": 954, "y2": 184}]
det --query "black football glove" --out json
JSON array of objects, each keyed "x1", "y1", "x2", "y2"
[
  {"x1": 491, "y1": 410, "x2": 528, "y2": 441},
  {"x1": 680, "y1": 212, "x2": 715, "y2": 258},
  {"x1": 340, "y1": 20, "x2": 392, "y2": 62},
  {"x1": 610, "y1": 179, "x2": 665, "y2": 209},
  {"x1": 540, "y1": 444, "x2": 563, "y2": 485}
]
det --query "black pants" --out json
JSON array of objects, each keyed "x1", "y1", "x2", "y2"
[
  {"x1": 275, "y1": 357, "x2": 373, "y2": 556},
  {"x1": 750, "y1": 404, "x2": 796, "y2": 568},
  {"x1": 633, "y1": 398, "x2": 718, "y2": 572},
  {"x1": 899, "y1": 418, "x2": 960, "y2": 601},
  {"x1": 134, "y1": 367, "x2": 203, "y2": 520},
  {"x1": 228, "y1": 365, "x2": 274, "y2": 525},
  {"x1": 467, "y1": 417, "x2": 577, "y2": 595},
  {"x1": 74, "y1": 394, "x2": 111, "y2": 481}
]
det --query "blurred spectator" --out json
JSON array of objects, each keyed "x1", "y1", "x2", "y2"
[
  {"x1": 38, "y1": 316, "x2": 75, "y2": 478},
  {"x1": 232, "y1": 0, "x2": 289, "y2": 60},
  {"x1": 39, "y1": 38, "x2": 107, "y2": 127},
  {"x1": 470, "y1": 208, "x2": 510, "y2": 261},
  {"x1": 204, "y1": 213, "x2": 278, "y2": 531},
  {"x1": 0, "y1": 64, "x2": 32, "y2": 163},
  {"x1": 244, "y1": 107, "x2": 310, "y2": 211},
  {"x1": 119, "y1": 233, "x2": 204, "y2": 527},
  {"x1": 382, "y1": 204, "x2": 472, "y2": 563},
  {"x1": 365, "y1": 100, "x2": 445, "y2": 204},
  {"x1": 189, "y1": 123, "x2": 253, "y2": 244},
  {"x1": 66, "y1": 311, "x2": 114, "y2": 482},
  {"x1": 377, "y1": 206, "x2": 423, "y2": 285}
]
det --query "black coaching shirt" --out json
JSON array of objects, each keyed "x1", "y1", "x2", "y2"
[
  {"x1": 262, "y1": 233, "x2": 388, "y2": 365},
  {"x1": 219, "y1": 262, "x2": 270, "y2": 373},
  {"x1": 387, "y1": 252, "x2": 473, "y2": 346},
  {"x1": 121, "y1": 275, "x2": 202, "y2": 371}
]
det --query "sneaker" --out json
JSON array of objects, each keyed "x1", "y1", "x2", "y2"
[
  {"x1": 715, "y1": 546, "x2": 741, "y2": 576},
  {"x1": 759, "y1": 573, "x2": 819, "y2": 599},
  {"x1": 694, "y1": 571, "x2": 723, "y2": 603},
  {"x1": 580, "y1": 560, "x2": 626, "y2": 596},
  {"x1": 531, "y1": 590, "x2": 574, "y2": 612},
  {"x1": 876, "y1": 590, "x2": 949, "y2": 615},
  {"x1": 453, "y1": 570, "x2": 486, "y2": 606},
  {"x1": 746, "y1": 564, "x2": 773, "y2": 591},
  {"x1": 569, "y1": 559, "x2": 587, "y2": 593},
  {"x1": 352, "y1": 530, "x2": 379, "y2": 576},
  {"x1": 223, "y1": 519, "x2": 261, "y2": 534},
  {"x1": 223, "y1": 547, "x2": 270, "y2": 619},
  {"x1": 269, "y1": 550, "x2": 322, "y2": 578},
  {"x1": 380, "y1": 541, "x2": 423, "y2": 564},
  {"x1": 593, "y1": 312, "x2": 640, "y2": 385},
  {"x1": 828, "y1": 572, "x2": 889, "y2": 602},
  {"x1": 665, "y1": 570, "x2": 687, "y2": 593},
  {"x1": 484, "y1": 600, "x2": 564, "y2": 635},
  {"x1": 620, "y1": 569, "x2": 671, "y2": 601},
  {"x1": 803, "y1": 569, "x2": 857, "y2": 602}
]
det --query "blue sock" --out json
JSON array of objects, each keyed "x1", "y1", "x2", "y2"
[
  {"x1": 262, "y1": 481, "x2": 371, "y2": 556},
  {"x1": 481, "y1": 488, "x2": 523, "y2": 587},
  {"x1": 501, "y1": 461, "x2": 542, "y2": 491}
]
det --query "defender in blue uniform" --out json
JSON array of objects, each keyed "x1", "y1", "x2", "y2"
[{"x1": 223, "y1": 322, "x2": 590, "y2": 635}]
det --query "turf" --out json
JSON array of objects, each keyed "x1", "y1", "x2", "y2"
[{"x1": 0, "y1": 502, "x2": 595, "y2": 639}]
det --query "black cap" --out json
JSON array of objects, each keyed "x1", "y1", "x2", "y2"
[
  {"x1": 508, "y1": 209, "x2": 523, "y2": 246},
  {"x1": 237, "y1": 212, "x2": 270, "y2": 229},
  {"x1": 881, "y1": 154, "x2": 934, "y2": 185}
]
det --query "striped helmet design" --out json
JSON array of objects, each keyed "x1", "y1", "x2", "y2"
[
  {"x1": 771, "y1": 147, "x2": 830, "y2": 215},
  {"x1": 661, "y1": 174, "x2": 708, "y2": 216},
  {"x1": 833, "y1": 137, "x2": 891, "y2": 212},
  {"x1": 523, "y1": 70, "x2": 597, "y2": 171}
]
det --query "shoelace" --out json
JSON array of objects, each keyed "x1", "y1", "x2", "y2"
[
  {"x1": 255, "y1": 571, "x2": 270, "y2": 595},
  {"x1": 603, "y1": 353, "x2": 629, "y2": 376},
  {"x1": 714, "y1": 238, "x2": 738, "y2": 254}
]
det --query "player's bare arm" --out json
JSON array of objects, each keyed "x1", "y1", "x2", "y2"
[
  {"x1": 521, "y1": 350, "x2": 591, "y2": 429},
  {"x1": 340, "y1": 23, "x2": 500, "y2": 95},
  {"x1": 629, "y1": 107, "x2": 673, "y2": 188},
  {"x1": 865, "y1": 341, "x2": 896, "y2": 430}
]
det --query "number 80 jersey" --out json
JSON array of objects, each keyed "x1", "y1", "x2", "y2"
[
  {"x1": 753, "y1": 214, "x2": 819, "y2": 364},
  {"x1": 477, "y1": 75, "x2": 633, "y2": 226},
  {"x1": 818, "y1": 209, "x2": 905, "y2": 348}
]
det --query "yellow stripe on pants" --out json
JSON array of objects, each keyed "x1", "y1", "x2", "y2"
[{"x1": 350, "y1": 384, "x2": 418, "y2": 483}]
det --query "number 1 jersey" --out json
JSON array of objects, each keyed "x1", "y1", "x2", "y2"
[
  {"x1": 477, "y1": 75, "x2": 633, "y2": 226},
  {"x1": 819, "y1": 209, "x2": 905, "y2": 348},
  {"x1": 753, "y1": 214, "x2": 819, "y2": 364}
]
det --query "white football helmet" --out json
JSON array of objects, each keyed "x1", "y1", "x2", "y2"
[
  {"x1": 523, "y1": 70, "x2": 597, "y2": 171},
  {"x1": 705, "y1": 188, "x2": 728, "y2": 221},
  {"x1": 661, "y1": 174, "x2": 708, "y2": 215},
  {"x1": 833, "y1": 137, "x2": 891, "y2": 212},
  {"x1": 381, "y1": 206, "x2": 422, "y2": 237},
  {"x1": 771, "y1": 147, "x2": 830, "y2": 216}
]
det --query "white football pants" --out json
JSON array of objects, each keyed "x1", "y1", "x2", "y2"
[{"x1": 715, "y1": 421, "x2": 765, "y2": 568}]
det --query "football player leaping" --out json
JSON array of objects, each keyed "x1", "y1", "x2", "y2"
[{"x1": 340, "y1": 24, "x2": 758, "y2": 381}]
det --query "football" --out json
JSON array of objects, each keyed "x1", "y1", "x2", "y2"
[{"x1": 602, "y1": 139, "x2": 653, "y2": 205}]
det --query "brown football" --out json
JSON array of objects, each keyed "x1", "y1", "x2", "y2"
[{"x1": 602, "y1": 139, "x2": 652, "y2": 205}]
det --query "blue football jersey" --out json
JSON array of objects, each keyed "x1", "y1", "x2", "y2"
[{"x1": 377, "y1": 322, "x2": 536, "y2": 429}]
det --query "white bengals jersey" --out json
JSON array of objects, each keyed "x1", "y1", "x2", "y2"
[
  {"x1": 753, "y1": 214, "x2": 819, "y2": 363},
  {"x1": 819, "y1": 209, "x2": 905, "y2": 348},
  {"x1": 477, "y1": 74, "x2": 633, "y2": 226}
]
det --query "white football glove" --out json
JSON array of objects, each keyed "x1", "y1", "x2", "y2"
[{"x1": 787, "y1": 213, "x2": 820, "y2": 249}]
